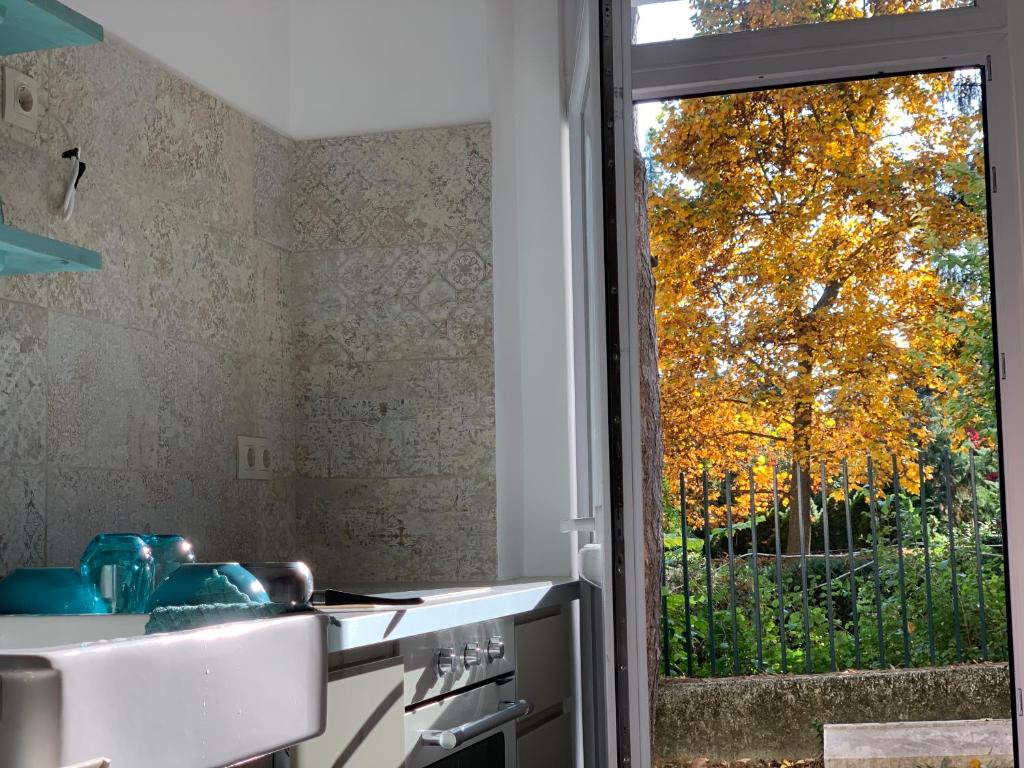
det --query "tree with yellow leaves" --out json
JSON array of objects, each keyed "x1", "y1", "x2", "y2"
[
  {"x1": 688, "y1": 0, "x2": 969, "y2": 37},
  {"x1": 648, "y1": 43, "x2": 988, "y2": 550}
]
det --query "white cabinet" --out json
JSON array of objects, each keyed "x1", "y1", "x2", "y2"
[
  {"x1": 518, "y1": 712, "x2": 574, "y2": 768},
  {"x1": 515, "y1": 608, "x2": 574, "y2": 765},
  {"x1": 291, "y1": 656, "x2": 405, "y2": 768}
]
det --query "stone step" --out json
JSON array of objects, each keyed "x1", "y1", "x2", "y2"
[{"x1": 824, "y1": 718, "x2": 1013, "y2": 768}]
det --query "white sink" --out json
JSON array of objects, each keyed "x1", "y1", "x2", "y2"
[
  {"x1": 0, "y1": 613, "x2": 328, "y2": 768},
  {"x1": 0, "y1": 614, "x2": 149, "y2": 650}
]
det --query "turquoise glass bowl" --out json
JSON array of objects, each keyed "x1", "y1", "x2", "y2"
[
  {"x1": 144, "y1": 534, "x2": 196, "y2": 592},
  {"x1": 146, "y1": 563, "x2": 270, "y2": 612},
  {"x1": 0, "y1": 567, "x2": 107, "y2": 615}
]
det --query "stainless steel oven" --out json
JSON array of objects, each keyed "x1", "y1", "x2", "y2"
[{"x1": 401, "y1": 617, "x2": 530, "y2": 768}]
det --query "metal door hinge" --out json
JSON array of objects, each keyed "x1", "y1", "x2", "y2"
[
  {"x1": 991, "y1": 165, "x2": 998, "y2": 194},
  {"x1": 1017, "y1": 687, "x2": 1022, "y2": 716},
  {"x1": 987, "y1": 55, "x2": 993, "y2": 82},
  {"x1": 1001, "y1": 352, "x2": 1007, "y2": 381}
]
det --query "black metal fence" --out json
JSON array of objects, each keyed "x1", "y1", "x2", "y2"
[{"x1": 661, "y1": 447, "x2": 1007, "y2": 677}]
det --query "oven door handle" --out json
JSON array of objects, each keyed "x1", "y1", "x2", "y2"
[{"x1": 420, "y1": 699, "x2": 533, "y2": 750}]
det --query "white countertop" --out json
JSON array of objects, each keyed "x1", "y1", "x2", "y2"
[{"x1": 318, "y1": 578, "x2": 579, "y2": 652}]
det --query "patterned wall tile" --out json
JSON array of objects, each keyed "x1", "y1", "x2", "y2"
[
  {"x1": 254, "y1": 240, "x2": 292, "y2": 361},
  {"x1": 1, "y1": 42, "x2": 497, "y2": 583},
  {"x1": 292, "y1": 124, "x2": 491, "y2": 251},
  {"x1": 45, "y1": 467, "x2": 143, "y2": 566},
  {"x1": 292, "y1": 241, "x2": 493, "y2": 364},
  {"x1": 0, "y1": 41, "x2": 298, "y2": 575},
  {"x1": 0, "y1": 301, "x2": 47, "y2": 464},
  {"x1": 304, "y1": 361, "x2": 441, "y2": 424},
  {"x1": 136, "y1": 335, "x2": 204, "y2": 475},
  {"x1": 44, "y1": 468, "x2": 281, "y2": 569},
  {"x1": 48, "y1": 180, "x2": 147, "y2": 329},
  {"x1": 437, "y1": 357, "x2": 496, "y2": 418},
  {"x1": 130, "y1": 471, "x2": 208, "y2": 540},
  {"x1": 294, "y1": 477, "x2": 496, "y2": 584},
  {"x1": 135, "y1": 201, "x2": 263, "y2": 357},
  {"x1": 47, "y1": 41, "x2": 256, "y2": 239},
  {"x1": 46, "y1": 314, "x2": 144, "y2": 469},
  {"x1": 290, "y1": 124, "x2": 497, "y2": 581},
  {"x1": 255, "y1": 123, "x2": 295, "y2": 250},
  {"x1": 378, "y1": 415, "x2": 442, "y2": 477},
  {"x1": 0, "y1": 464, "x2": 45, "y2": 575},
  {"x1": 144, "y1": 71, "x2": 256, "y2": 238},
  {"x1": 440, "y1": 415, "x2": 496, "y2": 477},
  {"x1": 235, "y1": 477, "x2": 299, "y2": 561},
  {"x1": 0, "y1": 138, "x2": 52, "y2": 307},
  {"x1": 45, "y1": 42, "x2": 161, "y2": 194}
]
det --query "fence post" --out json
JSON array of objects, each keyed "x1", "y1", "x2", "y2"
[
  {"x1": 749, "y1": 467, "x2": 763, "y2": 672},
  {"x1": 867, "y1": 456, "x2": 886, "y2": 668},
  {"x1": 820, "y1": 460, "x2": 836, "y2": 672},
  {"x1": 892, "y1": 455, "x2": 911, "y2": 667},
  {"x1": 680, "y1": 473, "x2": 694, "y2": 676},
  {"x1": 772, "y1": 464, "x2": 788, "y2": 674},
  {"x1": 702, "y1": 469, "x2": 717, "y2": 676},
  {"x1": 662, "y1": 556, "x2": 670, "y2": 675},
  {"x1": 725, "y1": 472, "x2": 740, "y2": 675},
  {"x1": 796, "y1": 463, "x2": 812, "y2": 673},
  {"x1": 842, "y1": 458, "x2": 861, "y2": 668},
  {"x1": 944, "y1": 452, "x2": 963, "y2": 662},
  {"x1": 969, "y1": 448, "x2": 989, "y2": 661},
  {"x1": 920, "y1": 451, "x2": 936, "y2": 665}
]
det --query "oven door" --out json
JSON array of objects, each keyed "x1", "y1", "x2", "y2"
[{"x1": 404, "y1": 678, "x2": 528, "y2": 768}]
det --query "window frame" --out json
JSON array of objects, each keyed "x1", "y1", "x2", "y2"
[
  {"x1": 633, "y1": 0, "x2": 1005, "y2": 99},
  {"x1": 629, "y1": 0, "x2": 1024, "y2": 761}
]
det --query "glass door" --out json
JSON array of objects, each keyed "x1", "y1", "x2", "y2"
[{"x1": 567, "y1": 1, "x2": 652, "y2": 766}]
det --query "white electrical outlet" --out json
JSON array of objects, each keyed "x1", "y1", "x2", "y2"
[
  {"x1": 3, "y1": 67, "x2": 40, "y2": 133},
  {"x1": 238, "y1": 435, "x2": 273, "y2": 480}
]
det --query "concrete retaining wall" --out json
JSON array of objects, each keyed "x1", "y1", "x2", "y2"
[{"x1": 654, "y1": 664, "x2": 1012, "y2": 762}]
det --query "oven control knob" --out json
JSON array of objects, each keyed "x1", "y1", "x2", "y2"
[
  {"x1": 436, "y1": 647, "x2": 456, "y2": 677},
  {"x1": 464, "y1": 642, "x2": 482, "y2": 668},
  {"x1": 486, "y1": 636, "x2": 505, "y2": 661}
]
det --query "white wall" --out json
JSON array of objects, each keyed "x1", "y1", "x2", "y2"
[
  {"x1": 288, "y1": 0, "x2": 489, "y2": 139},
  {"x1": 61, "y1": 0, "x2": 293, "y2": 135},
  {"x1": 62, "y1": 0, "x2": 490, "y2": 140},
  {"x1": 489, "y1": 0, "x2": 577, "y2": 579}
]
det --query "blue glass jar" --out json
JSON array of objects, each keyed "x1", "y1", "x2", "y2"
[{"x1": 79, "y1": 533, "x2": 154, "y2": 614}]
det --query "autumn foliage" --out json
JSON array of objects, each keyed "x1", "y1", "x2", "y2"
[
  {"x1": 688, "y1": 0, "x2": 969, "y2": 36},
  {"x1": 647, "y1": 9, "x2": 991, "y2": 550}
]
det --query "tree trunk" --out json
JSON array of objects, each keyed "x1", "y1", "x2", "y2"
[
  {"x1": 786, "y1": 354, "x2": 814, "y2": 556},
  {"x1": 635, "y1": 149, "x2": 664, "y2": 721},
  {"x1": 786, "y1": 455, "x2": 813, "y2": 556}
]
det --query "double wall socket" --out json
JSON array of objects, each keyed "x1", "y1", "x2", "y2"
[
  {"x1": 3, "y1": 66, "x2": 40, "y2": 133},
  {"x1": 238, "y1": 435, "x2": 273, "y2": 480}
]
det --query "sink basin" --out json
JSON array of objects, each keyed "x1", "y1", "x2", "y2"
[
  {"x1": 0, "y1": 613, "x2": 328, "y2": 767},
  {"x1": 0, "y1": 614, "x2": 149, "y2": 650}
]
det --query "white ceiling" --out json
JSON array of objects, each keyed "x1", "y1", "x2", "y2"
[{"x1": 62, "y1": 0, "x2": 491, "y2": 139}]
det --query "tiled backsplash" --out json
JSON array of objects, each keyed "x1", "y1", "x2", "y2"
[
  {"x1": 0, "y1": 40, "x2": 496, "y2": 582},
  {"x1": 290, "y1": 128, "x2": 497, "y2": 584}
]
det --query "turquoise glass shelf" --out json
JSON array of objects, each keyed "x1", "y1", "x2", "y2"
[
  {"x1": 0, "y1": 221, "x2": 101, "y2": 275},
  {"x1": 0, "y1": 0, "x2": 103, "y2": 55}
]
